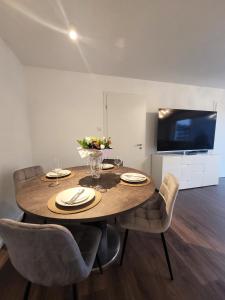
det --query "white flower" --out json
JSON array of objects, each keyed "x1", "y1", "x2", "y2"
[
  {"x1": 85, "y1": 136, "x2": 91, "y2": 144},
  {"x1": 100, "y1": 144, "x2": 105, "y2": 150}
]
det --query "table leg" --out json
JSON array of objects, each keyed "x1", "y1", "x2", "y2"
[
  {"x1": 92, "y1": 222, "x2": 120, "y2": 270},
  {"x1": 96, "y1": 221, "x2": 108, "y2": 263}
]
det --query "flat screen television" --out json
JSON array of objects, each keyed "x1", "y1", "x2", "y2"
[{"x1": 157, "y1": 108, "x2": 217, "y2": 152}]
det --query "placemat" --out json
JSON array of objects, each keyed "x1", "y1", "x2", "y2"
[
  {"x1": 40, "y1": 170, "x2": 76, "y2": 182},
  {"x1": 47, "y1": 191, "x2": 102, "y2": 214},
  {"x1": 119, "y1": 177, "x2": 151, "y2": 187}
]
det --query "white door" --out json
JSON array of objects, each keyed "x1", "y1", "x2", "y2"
[{"x1": 104, "y1": 92, "x2": 147, "y2": 172}]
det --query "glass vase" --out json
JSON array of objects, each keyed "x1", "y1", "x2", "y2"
[{"x1": 89, "y1": 150, "x2": 102, "y2": 179}]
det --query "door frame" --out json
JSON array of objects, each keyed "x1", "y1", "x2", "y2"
[{"x1": 103, "y1": 91, "x2": 108, "y2": 138}]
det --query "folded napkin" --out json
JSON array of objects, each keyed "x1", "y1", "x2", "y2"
[
  {"x1": 125, "y1": 174, "x2": 146, "y2": 179},
  {"x1": 59, "y1": 170, "x2": 68, "y2": 175},
  {"x1": 46, "y1": 169, "x2": 69, "y2": 178},
  {"x1": 77, "y1": 147, "x2": 112, "y2": 159},
  {"x1": 77, "y1": 147, "x2": 90, "y2": 159},
  {"x1": 62, "y1": 188, "x2": 85, "y2": 204}
]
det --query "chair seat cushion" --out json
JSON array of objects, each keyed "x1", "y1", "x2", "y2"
[{"x1": 118, "y1": 205, "x2": 164, "y2": 234}]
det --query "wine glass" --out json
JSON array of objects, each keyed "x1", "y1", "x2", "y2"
[
  {"x1": 49, "y1": 158, "x2": 61, "y2": 187},
  {"x1": 114, "y1": 156, "x2": 122, "y2": 168},
  {"x1": 114, "y1": 156, "x2": 122, "y2": 176}
]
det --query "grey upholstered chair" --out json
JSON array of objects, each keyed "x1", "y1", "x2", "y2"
[
  {"x1": 102, "y1": 158, "x2": 123, "y2": 166},
  {"x1": 118, "y1": 173, "x2": 179, "y2": 280},
  {"x1": 13, "y1": 165, "x2": 44, "y2": 189},
  {"x1": 13, "y1": 166, "x2": 44, "y2": 222},
  {"x1": 0, "y1": 219, "x2": 102, "y2": 299}
]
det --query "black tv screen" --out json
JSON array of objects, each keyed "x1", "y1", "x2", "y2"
[{"x1": 157, "y1": 108, "x2": 217, "y2": 152}]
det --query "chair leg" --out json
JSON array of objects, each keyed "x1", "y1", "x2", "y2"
[
  {"x1": 23, "y1": 281, "x2": 31, "y2": 300},
  {"x1": 120, "y1": 229, "x2": 129, "y2": 266},
  {"x1": 72, "y1": 284, "x2": 79, "y2": 300},
  {"x1": 96, "y1": 254, "x2": 103, "y2": 274},
  {"x1": 160, "y1": 232, "x2": 174, "y2": 280}
]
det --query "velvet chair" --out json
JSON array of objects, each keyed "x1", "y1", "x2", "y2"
[
  {"x1": 13, "y1": 166, "x2": 44, "y2": 189},
  {"x1": 13, "y1": 166, "x2": 44, "y2": 222},
  {"x1": 118, "y1": 173, "x2": 179, "y2": 280},
  {"x1": 0, "y1": 219, "x2": 102, "y2": 299}
]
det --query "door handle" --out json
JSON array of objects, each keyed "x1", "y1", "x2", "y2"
[{"x1": 136, "y1": 144, "x2": 143, "y2": 149}]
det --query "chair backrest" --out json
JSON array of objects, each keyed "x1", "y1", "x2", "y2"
[
  {"x1": 102, "y1": 159, "x2": 124, "y2": 166},
  {"x1": 159, "y1": 173, "x2": 179, "y2": 232},
  {"x1": 13, "y1": 166, "x2": 44, "y2": 184},
  {"x1": 0, "y1": 219, "x2": 91, "y2": 286}
]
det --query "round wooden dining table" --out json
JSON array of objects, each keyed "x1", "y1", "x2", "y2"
[{"x1": 16, "y1": 166, "x2": 155, "y2": 268}]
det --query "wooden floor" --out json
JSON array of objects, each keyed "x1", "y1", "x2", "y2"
[{"x1": 1, "y1": 179, "x2": 225, "y2": 300}]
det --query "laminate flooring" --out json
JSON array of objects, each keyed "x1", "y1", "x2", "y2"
[{"x1": 1, "y1": 179, "x2": 225, "y2": 300}]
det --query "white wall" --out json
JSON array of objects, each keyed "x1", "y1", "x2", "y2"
[
  {"x1": 25, "y1": 67, "x2": 225, "y2": 176},
  {"x1": 0, "y1": 37, "x2": 224, "y2": 251},
  {"x1": 0, "y1": 37, "x2": 32, "y2": 234}
]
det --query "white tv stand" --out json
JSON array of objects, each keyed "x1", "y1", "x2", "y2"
[{"x1": 151, "y1": 153, "x2": 219, "y2": 190}]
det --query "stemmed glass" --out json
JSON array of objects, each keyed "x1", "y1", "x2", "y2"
[
  {"x1": 49, "y1": 158, "x2": 61, "y2": 187},
  {"x1": 114, "y1": 156, "x2": 122, "y2": 175}
]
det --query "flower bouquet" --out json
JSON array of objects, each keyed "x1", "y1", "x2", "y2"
[
  {"x1": 77, "y1": 136, "x2": 112, "y2": 178},
  {"x1": 77, "y1": 136, "x2": 111, "y2": 151}
]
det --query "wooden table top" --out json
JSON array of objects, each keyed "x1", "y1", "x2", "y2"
[{"x1": 16, "y1": 166, "x2": 155, "y2": 222}]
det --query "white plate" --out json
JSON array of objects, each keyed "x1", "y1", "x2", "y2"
[
  {"x1": 101, "y1": 163, "x2": 114, "y2": 170},
  {"x1": 120, "y1": 172, "x2": 147, "y2": 183},
  {"x1": 55, "y1": 187, "x2": 95, "y2": 207},
  {"x1": 46, "y1": 169, "x2": 71, "y2": 178}
]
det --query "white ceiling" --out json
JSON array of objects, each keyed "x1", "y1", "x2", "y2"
[{"x1": 1, "y1": 0, "x2": 225, "y2": 88}]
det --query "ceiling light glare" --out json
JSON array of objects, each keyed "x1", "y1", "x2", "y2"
[{"x1": 68, "y1": 29, "x2": 78, "y2": 41}]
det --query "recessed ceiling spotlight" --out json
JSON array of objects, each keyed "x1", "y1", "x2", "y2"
[{"x1": 68, "y1": 29, "x2": 78, "y2": 41}]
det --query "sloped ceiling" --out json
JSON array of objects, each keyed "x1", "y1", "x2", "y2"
[{"x1": 0, "y1": 0, "x2": 225, "y2": 88}]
